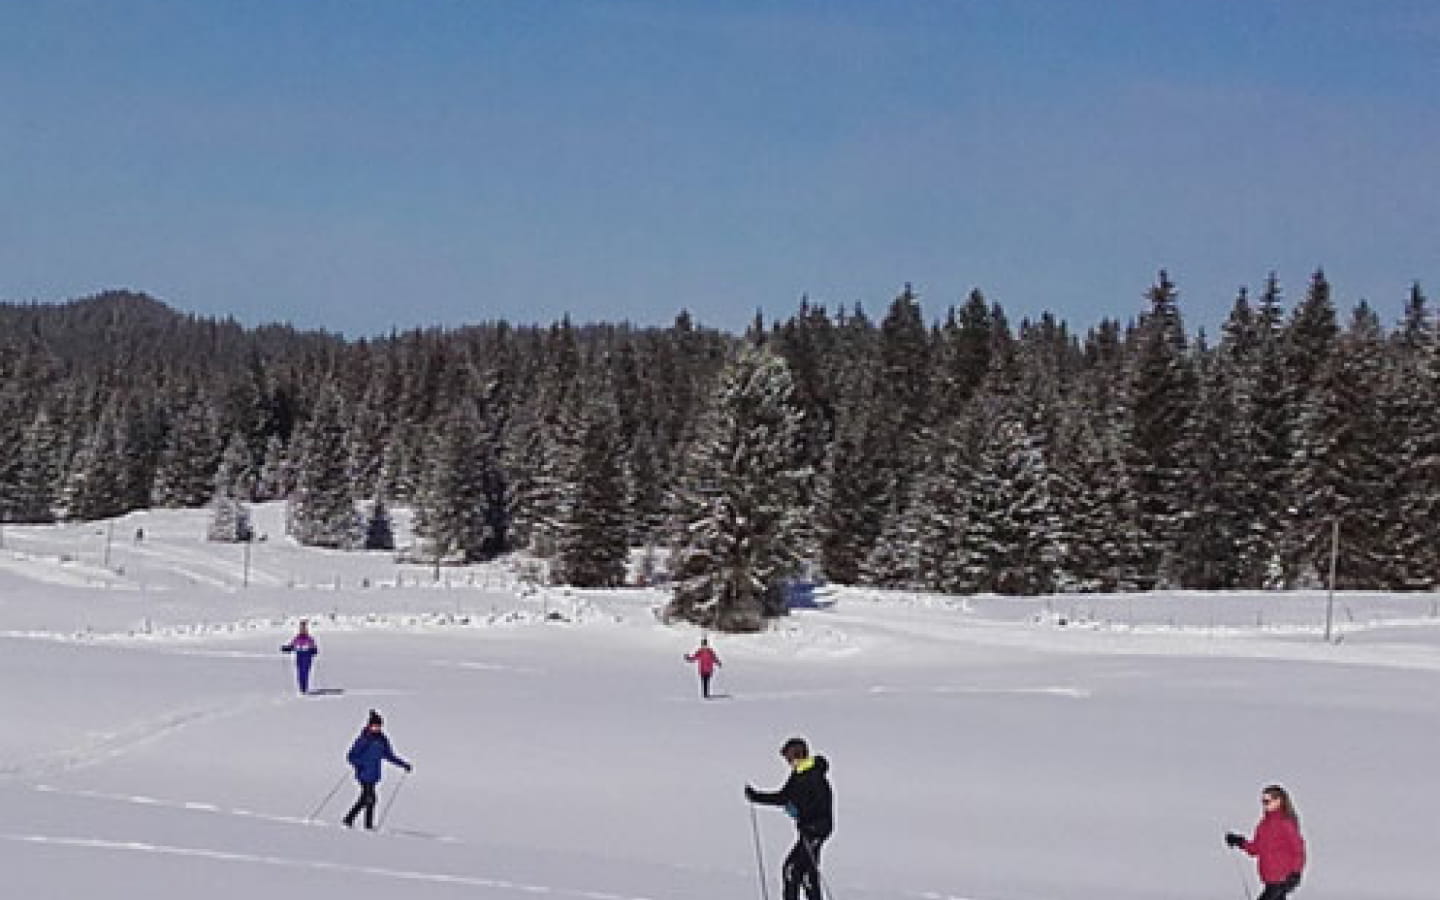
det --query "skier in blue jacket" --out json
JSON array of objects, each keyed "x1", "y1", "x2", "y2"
[{"x1": 342, "y1": 709, "x2": 411, "y2": 829}]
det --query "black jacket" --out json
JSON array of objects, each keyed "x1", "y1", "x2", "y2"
[{"x1": 749, "y1": 756, "x2": 833, "y2": 839}]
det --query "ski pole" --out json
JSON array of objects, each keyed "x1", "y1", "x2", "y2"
[
  {"x1": 377, "y1": 770, "x2": 409, "y2": 830},
  {"x1": 307, "y1": 772, "x2": 348, "y2": 822},
  {"x1": 1230, "y1": 852, "x2": 1253, "y2": 900},
  {"x1": 748, "y1": 801, "x2": 770, "y2": 900}
]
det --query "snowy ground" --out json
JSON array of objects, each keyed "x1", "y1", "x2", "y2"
[{"x1": 2, "y1": 505, "x2": 1438, "y2": 900}]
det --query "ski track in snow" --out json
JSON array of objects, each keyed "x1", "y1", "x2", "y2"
[
  {"x1": 0, "y1": 691, "x2": 291, "y2": 780},
  {"x1": 0, "y1": 832, "x2": 659, "y2": 900},
  {"x1": 29, "y1": 783, "x2": 466, "y2": 842},
  {"x1": 703, "y1": 684, "x2": 1092, "y2": 702}
]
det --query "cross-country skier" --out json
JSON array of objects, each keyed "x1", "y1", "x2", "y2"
[
  {"x1": 1226, "y1": 784, "x2": 1307, "y2": 899},
  {"x1": 343, "y1": 709, "x2": 412, "y2": 830},
  {"x1": 745, "y1": 737, "x2": 833, "y2": 900},
  {"x1": 280, "y1": 619, "x2": 318, "y2": 694},
  {"x1": 684, "y1": 637, "x2": 722, "y2": 699}
]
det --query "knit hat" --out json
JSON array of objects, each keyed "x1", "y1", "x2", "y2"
[{"x1": 367, "y1": 709, "x2": 383, "y2": 727}]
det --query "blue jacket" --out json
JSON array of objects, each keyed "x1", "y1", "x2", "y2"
[{"x1": 347, "y1": 729, "x2": 408, "y2": 784}]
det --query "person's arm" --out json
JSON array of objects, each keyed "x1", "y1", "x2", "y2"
[
  {"x1": 381, "y1": 737, "x2": 412, "y2": 771},
  {"x1": 746, "y1": 774, "x2": 794, "y2": 807}
]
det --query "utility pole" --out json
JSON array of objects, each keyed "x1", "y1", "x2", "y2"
[
  {"x1": 103, "y1": 522, "x2": 114, "y2": 569},
  {"x1": 242, "y1": 537, "x2": 252, "y2": 588},
  {"x1": 1324, "y1": 518, "x2": 1340, "y2": 642}
]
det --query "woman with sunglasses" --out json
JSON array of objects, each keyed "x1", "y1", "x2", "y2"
[{"x1": 1226, "y1": 785, "x2": 1307, "y2": 898}]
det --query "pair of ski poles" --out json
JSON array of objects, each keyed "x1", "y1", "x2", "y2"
[{"x1": 307, "y1": 770, "x2": 410, "y2": 830}]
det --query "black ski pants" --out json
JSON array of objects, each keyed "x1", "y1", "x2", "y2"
[
  {"x1": 700, "y1": 671, "x2": 713, "y2": 698},
  {"x1": 781, "y1": 832, "x2": 826, "y2": 900},
  {"x1": 344, "y1": 782, "x2": 378, "y2": 829},
  {"x1": 1257, "y1": 884, "x2": 1295, "y2": 900}
]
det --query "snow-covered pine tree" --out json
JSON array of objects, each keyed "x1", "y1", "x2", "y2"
[
  {"x1": 1390, "y1": 284, "x2": 1440, "y2": 588},
  {"x1": 59, "y1": 403, "x2": 129, "y2": 522},
  {"x1": 813, "y1": 425, "x2": 890, "y2": 584},
  {"x1": 207, "y1": 429, "x2": 255, "y2": 542},
  {"x1": 1062, "y1": 321, "x2": 1146, "y2": 591},
  {"x1": 1126, "y1": 271, "x2": 1199, "y2": 587},
  {"x1": 1282, "y1": 271, "x2": 1343, "y2": 585},
  {"x1": 413, "y1": 401, "x2": 501, "y2": 564},
  {"x1": 287, "y1": 390, "x2": 361, "y2": 549},
  {"x1": 1292, "y1": 303, "x2": 1396, "y2": 587},
  {"x1": 13, "y1": 407, "x2": 63, "y2": 523},
  {"x1": 1183, "y1": 327, "x2": 1258, "y2": 588},
  {"x1": 666, "y1": 344, "x2": 809, "y2": 632},
  {"x1": 206, "y1": 491, "x2": 252, "y2": 543},
  {"x1": 1249, "y1": 273, "x2": 1296, "y2": 585},
  {"x1": 553, "y1": 402, "x2": 630, "y2": 588},
  {"x1": 150, "y1": 396, "x2": 223, "y2": 509}
]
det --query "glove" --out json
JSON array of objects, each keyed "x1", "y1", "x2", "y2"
[
  {"x1": 1284, "y1": 872, "x2": 1301, "y2": 890},
  {"x1": 744, "y1": 785, "x2": 759, "y2": 803},
  {"x1": 1224, "y1": 832, "x2": 1246, "y2": 849},
  {"x1": 404, "y1": 763, "x2": 413, "y2": 773}
]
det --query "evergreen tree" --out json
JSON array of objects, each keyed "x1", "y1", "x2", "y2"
[
  {"x1": 413, "y1": 402, "x2": 502, "y2": 563},
  {"x1": 1390, "y1": 284, "x2": 1440, "y2": 587},
  {"x1": 554, "y1": 405, "x2": 631, "y2": 588},
  {"x1": 13, "y1": 407, "x2": 64, "y2": 523},
  {"x1": 667, "y1": 345, "x2": 809, "y2": 632},
  {"x1": 60, "y1": 407, "x2": 128, "y2": 521},
  {"x1": 1126, "y1": 271, "x2": 1199, "y2": 586},
  {"x1": 288, "y1": 391, "x2": 361, "y2": 549},
  {"x1": 206, "y1": 493, "x2": 253, "y2": 543},
  {"x1": 151, "y1": 397, "x2": 223, "y2": 508}
]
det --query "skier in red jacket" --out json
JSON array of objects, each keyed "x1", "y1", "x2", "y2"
[
  {"x1": 1226, "y1": 784, "x2": 1307, "y2": 898},
  {"x1": 684, "y1": 637, "x2": 722, "y2": 699}
]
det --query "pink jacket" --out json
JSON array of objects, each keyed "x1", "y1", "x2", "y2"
[
  {"x1": 1243, "y1": 810, "x2": 1306, "y2": 884},
  {"x1": 686, "y1": 646, "x2": 720, "y2": 675}
]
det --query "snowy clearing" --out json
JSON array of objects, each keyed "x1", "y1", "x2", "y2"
[{"x1": 2, "y1": 505, "x2": 1437, "y2": 900}]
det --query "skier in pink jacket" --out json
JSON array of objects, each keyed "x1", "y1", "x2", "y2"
[{"x1": 684, "y1": 637, "x2": 722, "y2": 699}]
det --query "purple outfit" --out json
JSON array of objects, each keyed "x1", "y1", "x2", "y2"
[{"x1": 280, "y1": 632, "x2": 318, "y2": 694}]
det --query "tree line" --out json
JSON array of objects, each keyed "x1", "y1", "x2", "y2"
[{"x1": 0, "y1": 271, "x2": 1436, "y2": 631}]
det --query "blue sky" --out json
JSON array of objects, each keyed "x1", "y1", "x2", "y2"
[{"x1": 2, "y1": 1, "x2": 1437, "y2": 337}]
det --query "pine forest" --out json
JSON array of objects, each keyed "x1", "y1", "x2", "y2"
[{"x1": 2, "y1": 270, "x2": 1438, "y2": 631}]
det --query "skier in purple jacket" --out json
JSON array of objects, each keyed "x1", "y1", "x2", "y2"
[
  {"x1": 343, "y1": 709, "x2": 411, "y2": 829},
  {"x1": 280, "y1": 620, "x2": 318, "y2": 694}
]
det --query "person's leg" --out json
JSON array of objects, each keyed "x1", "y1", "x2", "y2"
[
  {"x1": 799, "y1": 835, "x2": 824, "y2": 900},
  {"x1": 342, "y1": 782, "x2": 370, "y2": 827},
  {"x1": 362, "y1": 783, "x2": 378, "y2": 829},
  {"x1": 297, "y1": 654, "x2": 313, "y2": 694},
  {"x1": 781, "y1": 839, "x2": 807, "y2": 900},
  {"x1": 1256, "y1": 884, "x2": 1291, "y2": 900},
  {"x1": 701, "y1": 671, "x2": 712, "y2": 698}
]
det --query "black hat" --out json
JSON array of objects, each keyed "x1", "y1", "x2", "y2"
[{"x1": 367, "y1": 709, "x2": 383, "y2": 727}]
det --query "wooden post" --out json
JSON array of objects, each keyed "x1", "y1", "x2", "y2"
[{"x1": 1324, "y1": 518, "x2": 1340, "y2": 642}]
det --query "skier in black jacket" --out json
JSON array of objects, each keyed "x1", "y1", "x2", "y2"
[{"x1": 745, "y1": 737, "x2": 833, "y2": 900}]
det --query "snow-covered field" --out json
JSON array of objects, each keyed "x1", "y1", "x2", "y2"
[{"x1": 3, "y1": 505, "x2": 1438, "y2": 900}]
